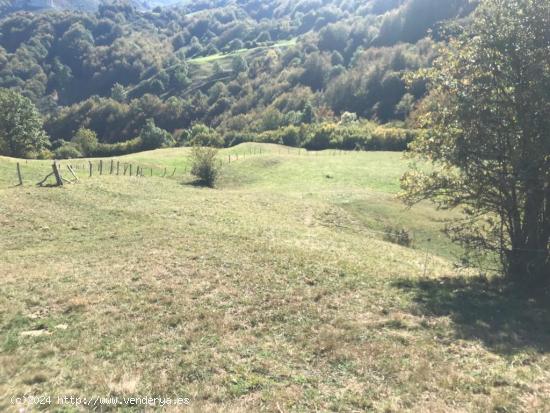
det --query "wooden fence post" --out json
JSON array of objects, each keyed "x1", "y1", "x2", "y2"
[
  {"x1": 171, "y1": 168, "x2": 176, "y2": 177},
  {"x1": 110, "y1": 160, "x2": 114, "y2": 175},
  {"x1": 52, "y1": 162, "x2": 63, "y2": 186},
  {"x1": 16, "y1": 162, "x2": 23, "y2": 186},
  {"x1": 67, "y1": 165, "x2": 78, "y2": 181},
  {"x1": 163, "y1": 167, "x2": 167, "y2": 177},
  {"x1": 89, "y1": 161, "x2": 93, "y2": 177},
  {"x1": 130, "y1": 164, "x2": 133, "y2": 176},
  {"x1": 116, "y1": 161, "x2": 120, "y2": 175}
]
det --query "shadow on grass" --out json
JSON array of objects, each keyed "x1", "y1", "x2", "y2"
[
  {"x1": 181, "y1": 179, "x2": 216, "y2": 188},
  {"x1": 394, "y1": 276, "x2": 550, "y2": 354}
]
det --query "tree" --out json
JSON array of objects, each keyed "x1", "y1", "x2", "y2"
[
  {"x1": 0, "y1": 89, "x2": 49, "y2": 158},
  {"x1": 232, "y1": 56, "x2": 248, "y2": 74},
  {"x1": 71, "y1": 128, "x2": 98, "y2": 156},
  {"x1": 401, "y1": 0, "x2": 550, "y2": 286},
  {"x1": 140, "y1": 118, "x2": 174, "y2": 150},
  {"x1": 395, "y1": 93, "x2": 415, "y2": 120},
  {"x1": 302, "y1": 101, "x2": 315, "y2": 124},
  {"x1": 227, "y1": 39, "x2": 244, "y2": 52},
  {"x1": 111, "y1": 83, "x2": 127, "y2": 103},
  {"x1": 186, "y1": 124, "x2": 224, "y2": 147}
]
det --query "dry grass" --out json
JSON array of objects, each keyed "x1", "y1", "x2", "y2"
[{"x1": 0, "y1": 144, "x2": 549, "y2": 412}]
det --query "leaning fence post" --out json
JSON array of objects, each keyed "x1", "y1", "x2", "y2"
[
  {"x1": 16, "y1": 162, "x2": 23, "y2": 186},
  {"x1": 67, "y1": 165, "x2": 78, "y2": 181},
  {"x1": 52, "y1": 162, "x2": 63, "y2": 186},
  {"x1": 171, "y1": 168, "x2": 176, "y2": 177}
]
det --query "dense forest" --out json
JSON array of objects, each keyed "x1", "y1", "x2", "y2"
[{"x1": 0, "y1": 0, "x2": 478, "y2": 158}]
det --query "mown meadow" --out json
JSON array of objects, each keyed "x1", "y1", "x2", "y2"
[{"x1": 1, "y1": 144, "x2": 549, "y2": 412}]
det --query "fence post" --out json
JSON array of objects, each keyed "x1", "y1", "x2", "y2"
[
  {"x1": 117, "y1": 161, "x2": 120, "y2": 175},
  {"x1": 150, "y1": 168, "x2": 153, "y2": 177},
  {"x1": 52, "y1": 162, "x2": 63, "y2": 186},
  {"x1": 16, "y1": 162, "x2": 23, "y2": 186},
  {"x1": 89, "y1": 161, "x2": 93, "y2": 177},
  {"x1": 67, "y1": 165, "x2": 78, "y2": 181},
  {"x1": 130, "y1": 164, "x2": 133, "y2": 176},
  {"x1": 99, "y1": 160, "x2": 103, "y2": 175},
  {"x1": 171, "y1": 168, "x2": 176, "y2": 177},
  {"x1": 110, "y1": 160, "x2": 114, "y2": 175}
]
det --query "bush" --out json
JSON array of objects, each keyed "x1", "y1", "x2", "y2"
[
  {"x1": 303, "y1": 123, "x2": 336, "y2": 150},
  {"x1": 93, "y1": 137, "x2": 143, "y2": 157},
  {"x1": 55, "y1": 143, "x2": 83, "y2": 159},
  {"x1": 189, "y1": 146, "x2": 221, "y2": 187},
  {"x1": 71, "y1": 128, "x2": 98, "y2": 156},
  {"x1": 369, "y1": 127, "x2": 417, "y2": 151},
  {"x1": 383, "y1": 226, "x2": 413, "y2": 247}
]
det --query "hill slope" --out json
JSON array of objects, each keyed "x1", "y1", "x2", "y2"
[
  {"x1": 1, "y1": 145, "x2": 549, "y2": 411},
  {"x1": 0, "y1": 0, "x2": 478, "y2": 149}
]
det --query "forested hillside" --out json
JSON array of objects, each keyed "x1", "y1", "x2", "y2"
[{"x1": 0, "y1": 0, "x2": 478, "y2": 156}]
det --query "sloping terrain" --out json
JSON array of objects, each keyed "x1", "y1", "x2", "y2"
[{"x1": 1, "y1": 145, "x2": 549, "y2": 412}]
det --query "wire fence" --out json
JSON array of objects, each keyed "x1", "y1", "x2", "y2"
[{"x1": 8, "y1": 146, "x2": 355, "y2": 188}]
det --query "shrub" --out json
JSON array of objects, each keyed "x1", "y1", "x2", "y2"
[
  {"x1": 93, "y1": 137, "x2": 143, "y2": 157},
  {"x1": 303, "y1": 123, "x2": 337, "y2": 150},
  {"x1": 189, "y1": 146, "x2": 221, "y2": 187},
  {"x1": 369, "y1": 127, "x2": 417, "y2": 151},
  {"x1": 383, "y1": 226, "x2": 413, "y2": 247},
  {"x1": 71, "y1": 128, "x2": 98, "y2": 156},
  {"x1": 55, "y1": 143, "x2": 83, "y2": 159}
]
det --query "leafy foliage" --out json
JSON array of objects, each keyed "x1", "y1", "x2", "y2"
[
  {"x1": 189, "y1": 146, "x2": 221, "y2": 187},
  {"x1": 0, "y1": 88, "x2": 49, "y2": 158},
  {"x1": 140, "y1": 118, "x2": 174, "y2": 150},
  {"x1": 0, "y1": 0, "x2": 476, "y2": 154},
  {"x1": 401, "y1": 0, "x2": 550, "y2": 285}
]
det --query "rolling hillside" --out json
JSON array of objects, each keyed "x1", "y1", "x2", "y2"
[{"x1": 1, "y1": 145, "x2": 548, "y2": 411}]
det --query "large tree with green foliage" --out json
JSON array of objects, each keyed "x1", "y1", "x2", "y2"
[
  {"x1": 0, "y1": 89, "x2": 49, "y2": 158},
  {"x1": 401, "y1": 0, "x2": 549, "y2": 285},
  {"x1": 140, "y1": 118, "x2": 175, "y2": 150}
]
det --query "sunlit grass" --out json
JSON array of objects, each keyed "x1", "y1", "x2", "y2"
[{"x1": 1, "y1": 144, "x2": 548, "y2": 412}]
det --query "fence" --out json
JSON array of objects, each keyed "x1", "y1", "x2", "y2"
[{"x1": 11, "y1": 146, "x2": 355, "y2": 187}]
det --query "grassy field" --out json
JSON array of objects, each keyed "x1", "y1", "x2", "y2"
[{"x1": 1, "y1": 144, "x2": 549, "y2": 412}]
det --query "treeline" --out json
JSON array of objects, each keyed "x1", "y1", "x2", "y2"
[{"x1": 52, "y1": 118, "x2": 417, "y2": 159}]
